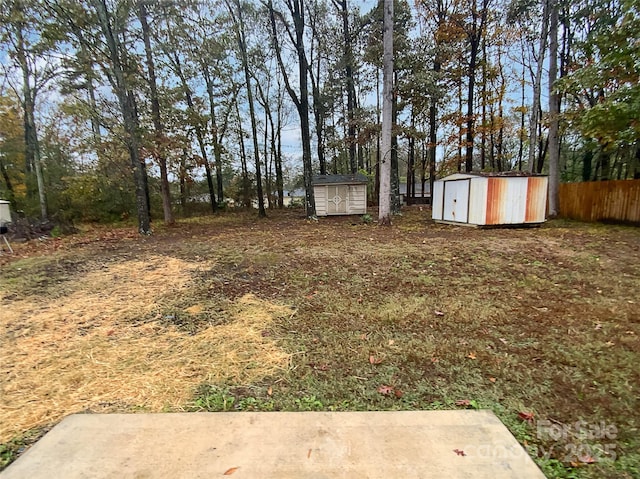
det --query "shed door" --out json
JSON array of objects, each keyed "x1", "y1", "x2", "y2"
[
  {"x1": 443, "y1": 180, "x2": 470, "y2": 223},
  {"x1": 327, "y1": 185, "x2": 348, "y2": 215}
]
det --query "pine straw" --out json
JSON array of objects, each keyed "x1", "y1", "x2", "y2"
[{"x1": 0, "y1": 255, "x2": 292, "y2": 443}]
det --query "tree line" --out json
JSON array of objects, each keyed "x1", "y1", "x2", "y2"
[{"x1": 0, "y1": 0, "x2": 638, "y2": 232}]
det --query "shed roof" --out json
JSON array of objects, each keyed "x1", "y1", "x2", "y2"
[{"x1": 312, "y1": 173, "x2": 368, "y2": 185}]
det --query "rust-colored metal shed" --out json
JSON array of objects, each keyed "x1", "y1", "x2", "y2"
[
  {"x1": 312, "y1": 174, "x2": 368, "y2": 216},
  {"x1": 431, "y1": 173, "x2": 548, "y2": 226}
]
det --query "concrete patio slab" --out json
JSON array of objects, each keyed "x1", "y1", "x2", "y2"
[{"x1": 1, "y1": 410, "x2": 546, "y2": 478}]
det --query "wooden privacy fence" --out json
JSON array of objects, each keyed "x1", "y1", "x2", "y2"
[{"x1": 559, "y1": 179, "x2": 640, "y2": 224}]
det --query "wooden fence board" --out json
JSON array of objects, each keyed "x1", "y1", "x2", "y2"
[{"x1": 559, "y1": 180, "x2": 640, "y2": 223}]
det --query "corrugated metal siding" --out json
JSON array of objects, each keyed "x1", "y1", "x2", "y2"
[
  {"x1": 486, "y1": 177, "x2": 532, "y2": 224},
  {"x1": 432, "y1": 182, "x2": 444, "y2": 220},
  {"x1": 468, "y1": 177, "x2": 488, "y2": 225},
  {"x1": 504, "y1": 177, "x2": 528, "y2": 223},
  {"x1": 442, "y1": 179, "x2": 470, "y2": 223},
  {"x1": 486, "y1": 178, "x2": 507, "y2": 224},
  {"x1": 435, "y1": 174, "x2": 548, "y2": 225},
  {"x1": 525, "y1": 177, "x2": 548, "y2": 223}
]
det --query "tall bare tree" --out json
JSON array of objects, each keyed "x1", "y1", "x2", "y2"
[
  {"x1": 547, "y1": 0, "x2": 559, "y2": 216},
  {"x1": 0, "y1": 0, "x2": 57, "y2": 220},
  {"x1": 91, "y1": 0, "x2": 151, "y2": 234},
  {"x1": 228, "y1": 0, "x2": 266, "y2": 217},
  {"x1": 462, "y1": 0, "x2": 490, "y2": 172},
  {"x1": 266, "y1": 0, "x2": 316, "y2": 218},
  {"x1": 137, "y1": 1, "x2": 173, "y2": 225},
  {"x1": 378, "y1": 0, "x2": 393, "y2": 225}
]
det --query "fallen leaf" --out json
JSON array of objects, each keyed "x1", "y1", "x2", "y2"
[
  {"x1": 223, "y1": 467, "x2": 239, "y2": 475},
  {"x1": 185, "y1": 304, "x2": 204, "y2": 315},
  {"x1": 394, "y1": 389, "x2": 403, "y2": 398},
  {"x1": 430, "y1": 357, "x2": 439, "y2": 363},
  {"x1": 579, "y1": 455, "x2": 597, "y2": 464},
  {"x1": 455, "y1": 399, "x2": 471, "y2": 407},
  {"x1": 518, "y1": 411, "x2": 535, "y2": 423},
  {"x1": 489, "y1": 377, "x2": 497, "y2": 383},
  {"x1": 369, "y1": 355, "x2": 383, "y2": 365},
  {"x1": 467, "y1": 352, "x2": 477, "y2": 360},
  {"x1": 594, "y1": 323, "x2": 603, "y2": 330},
  {"x1": 267, "y1": 386, "x2": 273, "y2": 396},
  {"x1": 434, "y1": 310, "x2": 445, "y2": 316},
  {"x1": 453, "y1": 449, "x2": 466, "y2": 456},
  {"x1": 309, "y1": 363, "x2": 330, "y2": 371},
  {"x1": 378, "y1": 385, "x2": 394, "y2": 395},
  {"x1": 388, "y1": 339, "x2": 395, "y2": 346}
]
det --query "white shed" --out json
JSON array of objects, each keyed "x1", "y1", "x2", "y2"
[
  {"x1": 0, "y1": 200, "x2": 11, "y2": 224},
  {"x1": 312, "y1": 174, "x2": 368, "y2": 216},
  {"x1": 432, "y1": 173, "x2": 548, "y2": 226}
]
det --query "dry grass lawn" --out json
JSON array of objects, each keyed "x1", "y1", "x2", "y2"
[{"x1": 1, "y1": 207, "x2": 638, "y2": 478}]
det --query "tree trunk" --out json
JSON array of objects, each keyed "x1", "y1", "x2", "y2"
[
  {"x1": 407, "y1": 110, "x2": 415, "y2": 205},
  {"x1": 333, "y1": 0, "x2": 357, "y2": 174},
  {"x1": 138, "y1": 2, "x2": 174, "y2": 225},
  {"x1": 480, "y1": 38, "x2": 487, "y2": 171},
  {"x1": 230, "y1": 0, "x2": 266, "y2": 217},
  {"x1": 547, "y1": 0, "x2": 560, "y2": 217},
  {"x1": 180, "y1": 148, "x2": 188, "y2": 214},
  {"x1": 307, "y1": 7, "x2": 326, "y2": 176},
  {"x1": 93, "y1": 0, "x2": 150, "y2": 234},
  {"x1": 15, "y1": 19, "x2": 47, "y2": 220},
  {"x1": 391, "y1": 73, "x2": 400, "y2": 214},
  {"x1": 267, "y1": 0, "x2": 315, "y2": 217},
  {"x1": 378, "y1": 0, "x2": 393, "y2": 225},
  {"x1": 235, "y1": 100, "x2": 251, "y2": 207},
  {"x1": 276, "y1": 82, "x2": 285, "y2": 206},
  {"x1": 497, "y1": 46, "x2": 505, "y2": 171},
  {"x1": 457, "y1": 78, "x2": 463, "y2": 171},
  {"x1": 428, "y1": 60, "x2": 440, "y2": 200},
  {"x1": 202, "y1": 64, "x2": 226, "y2": 205},
  {"x1": 529, "y1": 0, "x2": 550, "y2": 173},
  {"x1": 167, "y1": 46, "x2": 217, "y2": 214},
  {"x1": 464, "y1": 0, "x2": 488, "y2": 173},
  {"x1": 518, "y1": 67, "x2": 525, "y2": 171}
]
